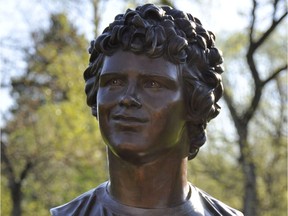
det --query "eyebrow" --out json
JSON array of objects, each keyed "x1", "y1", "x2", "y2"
[
  {"x1": 100, "y1": 71, "x2": 176, "y2": 79},
  {"x1": 140, "y1": 74, "x2": 177, "y2": 84},
  {"x1": 99, "y1": 72, "x2": 125, "y2": 79},
  {"x1": 99, "y1": 71, "x2": 179, "y2": 89},
  {"x1": 140, "y1": 74, "x2": 178, "y2": 90}
]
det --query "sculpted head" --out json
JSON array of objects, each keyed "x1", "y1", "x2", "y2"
[{"x1": 84, "y1": 4, "x2": 224, "y2": 160}]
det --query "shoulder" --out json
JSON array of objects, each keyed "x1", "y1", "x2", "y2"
[
  {"x1": 50, "y1": 182, "x2": 107, "y2": 216},
  {"x1": 193, "y1": 186, "x2": 244, "y2": 216}
]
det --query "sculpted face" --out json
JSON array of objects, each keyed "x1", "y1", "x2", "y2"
[{"x1": 97, "y1": 50, "x2": 187, "y2": 164}]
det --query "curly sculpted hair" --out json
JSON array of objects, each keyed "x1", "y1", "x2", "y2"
[{"x1": 83, "y1": 4, "x2": 224, "y2": 159}]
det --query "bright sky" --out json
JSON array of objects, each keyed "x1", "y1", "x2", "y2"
[
  {"x1": 96, "y1": 0, "x2": 252, "y2": 39},
  {"x1": 0, "y1": 0, "x2": 252, "y2": 125}
]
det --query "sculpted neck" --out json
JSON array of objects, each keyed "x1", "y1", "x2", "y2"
[{"x1": 107, "y1": 148, "x2": 189, "y2": 208}]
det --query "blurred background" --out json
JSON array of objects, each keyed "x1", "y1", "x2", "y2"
[{"x1": 0, "y1": 0, "x2": 287, "y2": 215}]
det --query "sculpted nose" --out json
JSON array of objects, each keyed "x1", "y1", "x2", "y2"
[
  {"x1": 119, "y1": 82, "x2": 142, "y2": 108},
  {"x1": 120, "y1": 95, "x2": 142, "y2": 108}
]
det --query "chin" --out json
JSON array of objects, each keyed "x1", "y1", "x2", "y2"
[
  {"x1": 109, "y1": 142, "x2": 156, "y2": 165},
  {"x1": 109, "y1": 141, "x2": 173, "y2": 166}
]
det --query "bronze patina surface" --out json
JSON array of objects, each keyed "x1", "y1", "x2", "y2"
[{"x1": 51, "y1": 4, "x2": 243, "y2": 216}]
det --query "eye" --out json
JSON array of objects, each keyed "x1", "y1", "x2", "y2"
[
  {"x1": 144, "y1": 80, "x2": 162, "y2": 88},
  {"x1": 107, "y1": 78, "x2": 124, "y2": 86}
]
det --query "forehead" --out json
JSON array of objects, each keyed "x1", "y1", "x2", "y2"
[{"x1": 101, "y1": 50, "x2": 179, "y2": 79}]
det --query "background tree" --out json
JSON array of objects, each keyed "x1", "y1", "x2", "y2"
[
  {"x1": 1, "y1": 0, "x2": 287, "y2": 216},
  {"x1": 1, "y1": 1, "x2": 175, "y2": 215},
  {"x1": 222, "y1": 1, "x2": 287, "y2": 215},
  {"x1": 188, "y1": 1, "x2": 287, "y2": 215},
  {"x1": 1, "y1": 13, "x2": 106, "y2": 216}
]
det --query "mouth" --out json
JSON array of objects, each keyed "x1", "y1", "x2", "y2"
[{"x1": 112, "y1": 114, "x2": 148, "y2": 123}]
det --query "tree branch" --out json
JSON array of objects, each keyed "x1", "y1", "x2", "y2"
[
  {"x1": 251, "y1": 10, "x2": 287, "y2": 53},
  {"x1": 246, "y1": 51, "x2": 261, "y2": 86},
  {"x1": 262, "y1": 64, "x2": 287, "y2": 86},
  {"x1": 245, "y1": 1, "x2": 287, "y2": 123},
  {"x1": 244, "y1": 85, "x2": 263, "y2": 124},
  {"x1": 19, "y1": 160, "x2": 33, "y2": 182},
  {"x1": 1, "y1": 140, "x2": 34, "y2": 186},
  {"x1": 249, "y1": 0, "x2": 257, "y2": 43},
  {"x1": 243, "y1": 64, "x2": 287, "y2": 125},
  {"x1": 223, "y1": 90, "x2": 241, "y2": 130},
  {"x1": 1, "y1": 141, "x2": 16, "y2": 184},
  {"x1": 272, "y1": 0, "x2": 280, "y2": 20}
]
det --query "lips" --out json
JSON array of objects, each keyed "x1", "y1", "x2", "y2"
[
  {"x1": 112, "y1": 114, "x2": 148, "y2": 123},
  {"x1": 111, "y1": 114, "x2": 148, "y2": 132}
]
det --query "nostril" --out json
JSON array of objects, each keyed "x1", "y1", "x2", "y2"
[{"x1": 119, "y1": 95, "x2": 142, "y2": 108}]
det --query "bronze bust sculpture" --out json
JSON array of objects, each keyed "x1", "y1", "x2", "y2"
[{"x1": 51, "y1": 4, "x2": 243, "y2": 216}]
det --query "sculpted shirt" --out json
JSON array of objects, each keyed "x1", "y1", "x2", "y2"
[{"x1": 50, "y1": 182, "x2": 243, "y2": 216}]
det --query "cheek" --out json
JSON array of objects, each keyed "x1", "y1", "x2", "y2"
[
  {"x1": 97, "y1": 101, "x2": 114, "y2": 146},
  {"x1": 97, "y1": 89, "x2": 117, "y2": 116},
  {"x1": 96, "y1": 91, "x2": 116, "y2": 139},
  {"x1": 150, "y1": 99, "x2": 185, "y2": 135}
]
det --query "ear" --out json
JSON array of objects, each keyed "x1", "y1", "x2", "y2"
[
  {"x1": 186, "y1": 122, "x2": 207, "y2": 160},
  {"x1": 91, "y1": 105, "x2": 98, "y2": 119},
  {"x1": 188, "y1": 147, "x2": 199, "y2": 160}
]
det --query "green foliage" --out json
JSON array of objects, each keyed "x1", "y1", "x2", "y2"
[
  {"x1": 216, "y1": 19, "x2": 287, "y2": 215},
  {"x1": 187, "y1": 121, "x2": 244, "y2": 211},
  {"x1": 1, "y1": 13, "x2": 107, "y2": 216},
  {"x1": 1, "y1": 177, "x2": 12, "y2": 216},
  {"x1": 1, "y1": 1, "x2": 286, "y2": 216}
]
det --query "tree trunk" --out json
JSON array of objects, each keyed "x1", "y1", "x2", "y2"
[
  {"x1": 10, "y1": 182, "x2": 22, "y2": 216},
  {"x1": 242, "y1": 158, "x2": 257, "y2": 216},
  {"x1": 238, "y1": 130, "x2": 258, "y2": 216},
  {"x1": 92, "y1": 0, "x2": 100, "y2": 37}
]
